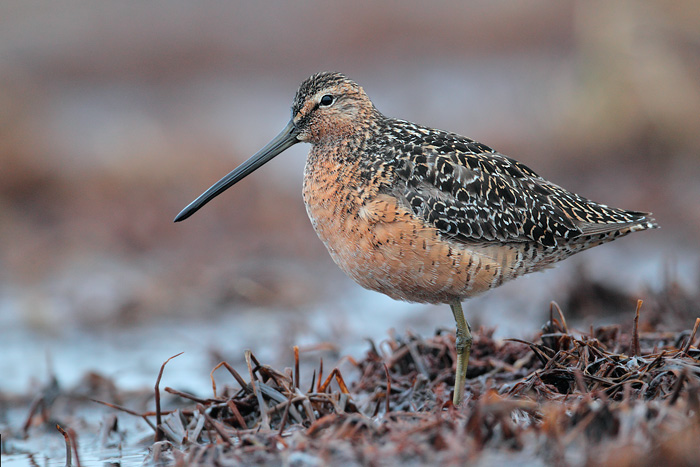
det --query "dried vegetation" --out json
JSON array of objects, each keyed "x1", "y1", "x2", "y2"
[
  {"x1": 11, "y1": 276, "x2": 700, "y2": 466},
  {"x1": 147, "y1": 289, "x2": 699, "y2": 466}
]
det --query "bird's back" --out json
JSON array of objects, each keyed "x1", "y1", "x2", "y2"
[{"x1": 376, "y1": 118, "x2": 656, "y2": 246}]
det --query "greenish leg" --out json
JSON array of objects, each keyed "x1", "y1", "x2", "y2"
[{"x1": 450, "y1": 299, "x2": 472, "y2": 406}]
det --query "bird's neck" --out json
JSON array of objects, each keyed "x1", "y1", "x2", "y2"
[{"x1": 308, "y1": 111, "x2": 387, "y2": 165}]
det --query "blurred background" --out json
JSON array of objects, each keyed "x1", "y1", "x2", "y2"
[{"x1": 1, "y1": 0, "x2": 699, "y2": 397}]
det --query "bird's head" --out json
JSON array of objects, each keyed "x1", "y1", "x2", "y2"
[{"x1": 174, "y1": 72, "x2": 373, "y2": 222}]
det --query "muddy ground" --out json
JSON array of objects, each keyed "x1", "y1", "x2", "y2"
[{"x1": 3, "y1": 272, "x2": 700, "y2": 466}]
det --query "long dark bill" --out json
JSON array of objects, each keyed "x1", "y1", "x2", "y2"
[{"x1": 174, "y1": 120, "x2": 299, "y2": 222}]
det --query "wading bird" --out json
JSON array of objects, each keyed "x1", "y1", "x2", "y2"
[{"x1": 175, "y1": 72, "x2": 657, "y2": 406}]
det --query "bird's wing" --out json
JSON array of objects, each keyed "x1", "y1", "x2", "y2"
[{"x1": 384, "y1": 128, "x2": 653, "y2": 247}]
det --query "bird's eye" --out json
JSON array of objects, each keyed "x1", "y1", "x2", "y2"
[{"x1": 319, "y1": 94, "x2": 334, "y2": 106}]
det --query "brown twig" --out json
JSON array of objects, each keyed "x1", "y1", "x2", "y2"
[
  {"x1": 683, "y1": 318, "x2": 700, "y2": 354},
  {"x1": 249, "y1": 352, "x2": 263, "y2": 376},
  {"x1": 277, "y1": 391, "x2": 295, "y2": 436},
  {"x1": 210, "y1": 363, "x2": 220, "y2": 398},
  {"x1": 199, "y1": 404, "x2": 234, "y2": 446},
  {"x1": 23, "y1": 376, "x2": 60, "y2": 435},
  {"x1": 23, "y1": 397, "x2": 43, "y2": 435},
  {"x1": 155, "y1": 352, "x2": 184, "y2": 442},
  {"x1": 632, "y1": 300, "x2": 643, "y2": 357},
  {"x1": 383, "y1": 363, "x2": 391, "y2": 415},
  {"x1": 308, "y1": 369, "x2": 316, "y2": 394},
  {"x1": 56, "y1": 425, "x2": 71, "y2": 467},
  {"x1": 294, "y1": 346, "x2": 300, "y2": 390},
  {"x1": 216, "y1": 361, "x2": 250, "y2": 391},
  {"x1": 164, "y1": 387, "x2": 214, "y2": 404},
  {"x1": 227, "y1": 399, "x2": 248, "y2": 429},
  {"x1": 67, "y1": 427, "x2": 82, "y2": 467},
  {"x1": 317, "y1": 368, "x2": 350, "y2": 394},
  {"x1": 551, "y1": 301, "x2": 568, "y2": 333}
]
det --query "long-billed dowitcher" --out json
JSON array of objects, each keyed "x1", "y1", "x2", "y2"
[{"x1": 175, "y1": 72, "x2": 657, "y2": 406}]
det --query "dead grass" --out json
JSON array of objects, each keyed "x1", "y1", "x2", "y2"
[
  {"x1": 11, "y1": 276, "x2": 700, "y2": 466},
  {"x1": 130, "y1": 306, "x2": 700, "y2": 466}
]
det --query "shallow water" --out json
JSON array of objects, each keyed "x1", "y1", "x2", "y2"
[{"x1": 2, "y1": 241, "x2": 690, "y2": 396}]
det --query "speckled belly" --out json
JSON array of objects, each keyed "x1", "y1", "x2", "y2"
[{"x1": 302, "y1": 170, "x2": 528, "y2": 304}]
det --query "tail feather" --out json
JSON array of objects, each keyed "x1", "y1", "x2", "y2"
[{"x1": 576, "y1": 212, "x2": 658, "y2": 237}]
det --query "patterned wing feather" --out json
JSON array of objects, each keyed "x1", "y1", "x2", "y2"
[{"x1": 382, "y1": 120, "x2": 656, "y2": 247}]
